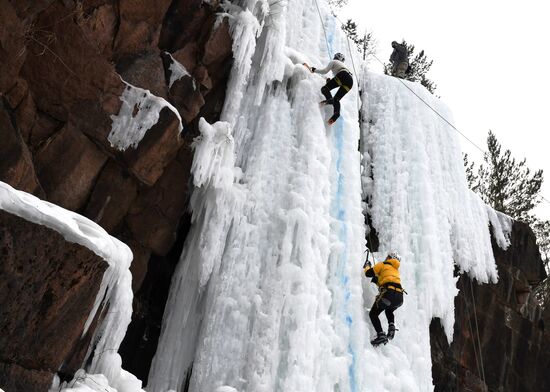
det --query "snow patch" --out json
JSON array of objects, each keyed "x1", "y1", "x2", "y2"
[
  {"x1": 108, "y1": 80, "x2": 183, "y2": 151},
  {"x1": 166, "y1": 52, "x2": 192, "y2": 89},
  {"x1": 0, "y1": 181, "x2": 130, "y2": 269}
]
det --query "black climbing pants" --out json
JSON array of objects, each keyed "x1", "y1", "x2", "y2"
[
  {"x1": 320, "y1": 70, "x2": 353, "y2": 121},
  {"x1": 369, "y1": 288, "x2": 403, "y2": 333}
]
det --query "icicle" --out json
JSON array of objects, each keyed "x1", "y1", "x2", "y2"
[
  {"x1": 218, "y1": 3, "x2": 261, "y2": 125},
  {"x1": 191, "y1": 118, "x2": 237, "y2": 189}
]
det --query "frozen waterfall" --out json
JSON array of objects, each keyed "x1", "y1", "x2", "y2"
[{"x1": 142, "y1": 1, "x2": 512, "y2": 392}]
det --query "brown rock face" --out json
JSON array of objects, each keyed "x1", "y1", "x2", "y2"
[
  {"x1": 0, "y1": 100, "x2": 43, "y2": 196},
  {"x1": 35, "y1": 124, "x2": 109, "y2": 211},
  {"x1": 0, "y1": 210, "x2": 107, "y2": 392},
  {"x1": 122, "y1": 107, "x2": 184, "y2": 186},
  {"x1": 0, "y1": 0, "x2": 26, "y2": 94},
  {"x1": 430, "y1": 221, "x2": 549, "y2": 392},
  {"x1": 0, "y1": 0, "x2": 234, "y2": 387},
  {"x1": 126, "y1": 144, "x2": 193, "y2": 255},
  {"x1": 83, "y1": 161, "x2": 139, "y2": 233},
  {"x1": 114, "y1": 0, "x2": 173, "y2": 58}
]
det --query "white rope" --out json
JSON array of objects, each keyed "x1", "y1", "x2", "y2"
[
  {"x1": 469, "y1": 279, "x2": 487, "y2": 387},
  {"x1": 370, "y1": 53, "x2": 550, "y2": 206},
  {"x1": 313, "y1": 0, "x2": 332, "y2": 58}
]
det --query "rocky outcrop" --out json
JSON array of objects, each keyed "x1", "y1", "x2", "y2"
[
  {"x1": 0, "y1": 0, "x2": 234, "y2": 388},
  {"x1": 431, "y1": 221, "x2": 549, "y2": 392},
  {"x1": 0, "y1": 211, "x2": 107, "y2": 392}
]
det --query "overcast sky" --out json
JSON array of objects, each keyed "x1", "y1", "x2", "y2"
[{"x1": 338, "y1": 0, "x2": 550, "y2": 220}]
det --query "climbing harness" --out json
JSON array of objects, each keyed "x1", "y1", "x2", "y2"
[{"x1": 334, "y1": 75, "x2": 351, "y2": 92}]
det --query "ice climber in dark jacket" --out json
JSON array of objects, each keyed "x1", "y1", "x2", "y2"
[{"x1": 389, "y1": 41, "x2": 409, "y2": 79}]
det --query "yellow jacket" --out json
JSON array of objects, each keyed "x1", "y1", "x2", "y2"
[{"x1": 364, "y1": 258, "x2": 401, "y2": 288}]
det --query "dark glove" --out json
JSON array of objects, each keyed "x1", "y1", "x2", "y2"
[{"x1": 311, "y1": 67, "x2": 316, "y2": 73}]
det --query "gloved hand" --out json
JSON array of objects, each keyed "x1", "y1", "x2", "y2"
[
  {"x1": 311, "y1": 67, "x2": 316, "y2": 73},
  {"x1": 302, "y1": 63, "x2": 313, "y2": 73}
]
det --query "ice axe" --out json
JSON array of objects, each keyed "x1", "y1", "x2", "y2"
[{"x1": 363, "y1": 248, "x2": 374, "y2": 269}]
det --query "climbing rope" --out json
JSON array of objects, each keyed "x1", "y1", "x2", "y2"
[
  {"x1": 336, "y1": 14, "x2": 362, "y2": 112},
  {"x1": 462, "y1": 287, "x2": 484, "y2": 384},
  {"x1": 371, "y1": 54, "x2": 485, "y2": 154},
  {"x1": 315, "y1": 3, "x2": 550, "y2": 206},
  {"x1": 469, "y1": 278, "x2": 487, "y2": 387},
  {"x1": 313, "y1": 0, "x2": 332, "y2": 58},
  {"x1": 370, "y1": 53, "x2": 550, "y2": 207}
]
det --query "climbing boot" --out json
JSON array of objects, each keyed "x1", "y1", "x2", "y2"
[
  {"x1": 370, "y1": 332, "x2": 388, "y2": 346},
  {"x1": 327, "y1": 115, "x2": 339, "y2": 125},
  {"x1": 387, "y1": 322, "x2": 397, "y2": 340}
]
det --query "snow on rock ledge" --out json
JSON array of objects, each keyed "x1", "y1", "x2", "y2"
[
  {"x1": 0, "y1": 181, "x2": 131, "y2": 266},
  {"x1": 0, "y1": 182, "x2": 142, "y2": 392},
  {"x1": 108, "y1": 80, "x2": 183, "y2": 151}
]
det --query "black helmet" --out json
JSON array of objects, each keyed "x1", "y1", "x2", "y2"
[{"x1": 333, "y1": 52, "x2": 345, "y2": 62}]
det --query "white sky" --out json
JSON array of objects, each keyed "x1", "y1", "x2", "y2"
[{"x1": 338, "y1": 0, "x2": 550, "y2": 220}]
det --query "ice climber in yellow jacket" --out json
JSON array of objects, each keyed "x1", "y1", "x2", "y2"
[{"x1": 364, "y1": 251, "x2": 405, "y2": 346}]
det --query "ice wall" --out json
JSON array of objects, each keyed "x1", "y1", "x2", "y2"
[
  {"x1": 146, "y1": 1, "x2": 511, "y2": 392},
  {"x1": 148, "y1": 0, "x2": 369, "y2": 391},
  {"x1": 360, "y1": 73, "x2": 511, "y2": 390}
]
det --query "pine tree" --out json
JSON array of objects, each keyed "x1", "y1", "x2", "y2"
[
  {"x1": 476, "y1": 131, "x2": 543, "y2": 224},
  {"x1": 328, "y1": 0, "x2": 348, "y2": 9},
  {"x1": 384, "y1": 40, "x2": 437, "y2": 94},
  {"x1": 408, "y1": 49, "x2": 437, "y2": 93},
  {"x1": 463, "y1": 131, "x2": 550, "y2": 275},
  {"x1": 359, "y1": 31, "x2": 376, "y2": 61},
  {"x1": 341, "y1": 19, "x2": 359, "y2": 45},
  {"x1": 533, "y1": 220, "x2": 550, "y2": 268},
  {"x1": 463, "y1": 153, "x2": 478, "y2": 190},
  {"x1": 340, "y1": 20, "x2": 376, "y2": 61}
]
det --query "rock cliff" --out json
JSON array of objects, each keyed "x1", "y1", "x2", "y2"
[
  {"x1": 430, "y1": 221, "x2": 549, "y2": 392},
  {"x1": 0, "y1": 0, "x2": 233, "y2": 387},
  {"x1": 0, "y1": 210, "x2": 107, "y2": 391}
]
